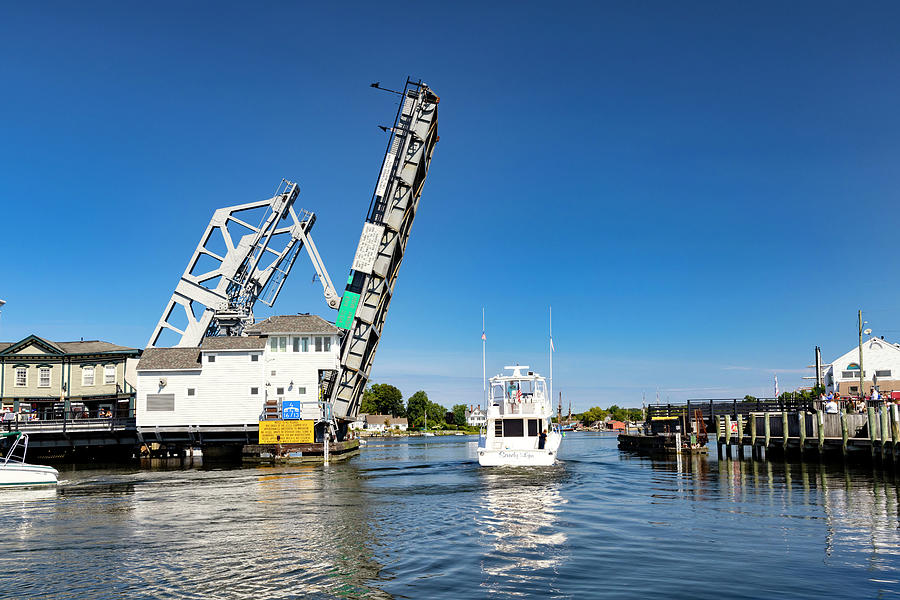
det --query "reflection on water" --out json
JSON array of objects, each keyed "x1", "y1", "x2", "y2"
[
  {"x1": 1, "y1": 435, "x2": 899, "y2": 599},
  {"x1": 477, "y1": 468, "x2": 568, "y2": 590}
]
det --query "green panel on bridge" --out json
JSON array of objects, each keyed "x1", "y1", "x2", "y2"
[{"x1": 336, "y1": 292, "x2": 361, "y2": 330}]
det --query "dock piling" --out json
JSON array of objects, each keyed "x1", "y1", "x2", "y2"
[
  {"x1": 782, "y1": 411, "x2": 789, "y2": 451},
  {"x1": 867, "y1": 406, "x2": 877, "y2": 459},
  {"x1": 725, "y1": 415, "x2": 732, "y2": 458},
  {"x1": 816, "y1": 409, "x2": 825, "y2": 456},
  {"x1": 798, "y1": 410, "x2": 806, "y2": 454},
  {"x1": 840, "y1": 411, "x2": 848, "y2": 458}
]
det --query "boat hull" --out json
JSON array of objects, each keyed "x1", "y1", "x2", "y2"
[
  {"x1": 0, "y1": 464, "x2": 59, "y2": 487},
  {"x1": 478, "y1": 447, "x2": 557, "y2": 466}
]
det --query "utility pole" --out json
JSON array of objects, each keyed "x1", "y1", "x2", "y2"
[
  {"x1": 815, "y1": 345, "x2": 822, "y2": 390},
  {"x1": 858, "y1": 310, "x2": 865, "y2": 399}
]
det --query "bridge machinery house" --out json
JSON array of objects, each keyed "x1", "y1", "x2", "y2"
[
  {"x1": 824, "y1": 336, "x2": 900, "y2": 397},
  {"x1": 135, "y1": 315, "x2": 340, "y2": 431},
  {"x1": 0, "y1": 335, "x2": 140, "y2": 418}
]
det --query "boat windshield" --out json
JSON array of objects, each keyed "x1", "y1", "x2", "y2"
[{"x1": 493, "y1": 379, "x2": 538, "y2": 401}]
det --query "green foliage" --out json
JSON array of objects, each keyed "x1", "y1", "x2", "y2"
[
  {"x1": 360, "y1": 389, "x2": 378, "y2": 415},
  {"x1": 406, "y1": 390, "x2": 429, "y2": 428},
  {"x1": 452, "y1": 404, "x2": 468, "y2": 426},
  {"x1": 743, "y1": 395, "x2": 758, "y2": 402},
  {"x1": 574, "y1": 404, "x2": 642, "y2": 425},
  {"x1": 365, "y1": 384, "x2": 405, "y2": 417},
  {"x1": 579, "y1": 406, "x2": 607, "y2": 425}
]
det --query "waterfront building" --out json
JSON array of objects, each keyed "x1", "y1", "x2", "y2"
[
  {"x1": 824, "y1": 336, "x2": 900, "y2": 397},
  {"x1": 0, "y1": 334, "x2": 140, "y2": 418},
  {"x1": 349, "y1": 413, "x2": 368, "y2": 431},
  {"x1": 364, "y1": 415, "x2": 408, "y2": 432},
  {"x1": 135, "y1": 314, "x2": 340, "y2": 428},
  {"x1": 465, "y1": 405, "x2": 486, "y2": 428}
]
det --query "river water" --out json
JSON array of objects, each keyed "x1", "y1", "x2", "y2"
[{"x1": 2, "y1": 433, "x2": 899, "y2": 599}]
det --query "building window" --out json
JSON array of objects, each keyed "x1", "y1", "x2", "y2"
[
  {"x1": 315, "y1": 337, "x2": 323, "y2": 352},
  {"x1": 271, "y1": 370, "x2": 276, "y2": 376},
  {"x1": 83, "y1": 366, "x2": 95, "y2": 386},
  {"x1": 250, "y1": 387, "x2": 259, "y2": 395},
  {"x1": 208, "y1": 355, "x2": 216, "y2": 363},
  {"x1": 876, "y1": 370, "x2": 892, "y2": 378},
  {"x1": 292, "y1": 337, "x2": 300, "y2": 352},
  {"x1": 324, "y1": 337, "x2": 331, "y2": 352},
  {"x1": 298, "y1": 387, "x2": 306, "y2": 395},
  {"x1": 302, "y1": 337, "x2": 309, "y2": 352},
  {"x1": 276, "y1": 387, "x2": 285, "y2": 395},
  {"x1": 270, "y1": 337, "x2": 278, "y2": 352},
  {"x1": 251, "y1": 354, "x2": 259, "y2": 362},
  {"x1": 279, "y1": 337, "x2": 287, "y2": 352},
  {"x1": 842, "y1": 371, "x2": 864, "y2": 379},
  {"x1": 849, "y1": 386, "x2": 859, "y2": 393},
  {"x1": 14, "y1": 367, "x2": 26, "y2": 387},
  {"x1": 105, "y1": 365, "x2": 116, "y2": 385},
  {"x1": 187, "y1": 388, "x2": 196, "y2": 396},
  {"x1": 38, "y1": 367, "x2": 51, "y2": 388}
]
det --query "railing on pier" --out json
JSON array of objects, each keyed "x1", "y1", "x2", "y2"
[
  {"x1": 647, "y1": 397, "x2": 899, "y2": 424},
  {"x1": 0, "y1": 410, "x2": 136, "y2": 434}
]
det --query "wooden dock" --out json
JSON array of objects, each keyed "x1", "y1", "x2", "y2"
[{"x1": 715, "y1": 404, "x2": 900, "y2": 464}]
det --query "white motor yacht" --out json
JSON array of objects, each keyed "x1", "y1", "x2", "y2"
[
  {"x1": 477, "y1": 366, "x2": 562, "y2": 466},
  {"x1": 0, "y1": 432, "x2": 59, "y2": 487}
]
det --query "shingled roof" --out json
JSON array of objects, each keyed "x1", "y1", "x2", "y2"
[
  {"x1": 137, "y1": 348, "x2": 202, "y2": 371},
  {"x1": 245, "y1": 314, "x2": 339, "y2": 335},
  {"x1": 0, "y1": 335, "x2": 139, "y2": 356},
  {"x1": 56, "y1": 340, "x2": 138, "y2": 354},
  {"x1": 200, "y1": 336, "x2": 267, "y2": 350}
]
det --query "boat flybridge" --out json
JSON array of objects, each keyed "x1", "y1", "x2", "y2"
[{"x1": 477, "y1": 366, "x2": 563, "y2": 466}]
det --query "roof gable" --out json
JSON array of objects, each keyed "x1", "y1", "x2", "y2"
[
  {"x1": 0, "y1": 335, "x2": 64, "y2": 356},
  {"x1": 829, "y1": 337, "x2": 900, "y2": 368}
]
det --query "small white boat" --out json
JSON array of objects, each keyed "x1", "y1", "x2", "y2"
[
  {"x1": 477, "y1": 366, "x2": 562, "y2": 466},
  {"x1": 0, "y1": 432, "x2": 59, "y2": 487}
]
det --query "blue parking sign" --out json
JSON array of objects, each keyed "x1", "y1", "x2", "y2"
[{"x1": 282, "y1": 400, "x2": 302, "y2": 420}]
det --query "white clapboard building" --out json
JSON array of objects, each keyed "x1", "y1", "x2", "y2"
[
  {"x1": 824, "y1": 336, "x2": 900, "y2": 398},
  {"x1": 136, "y1": 314, "x2": 340, "y2": 428}
]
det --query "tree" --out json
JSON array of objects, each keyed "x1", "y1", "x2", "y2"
[
  {"x1": 428, "y1": 401, "x2": 448, "y2": 428},
  {"x1": 360, "y1": 389, "x2": 378, "y2": 414},
  {"x1": 452, "y1": 404, "x2": 468, "y2": 427},
  {"x1": 368, "y1": 384, "x2": 405, "y2": 417},
  {"x1": 407, "y1": 390, "x2": 429, "y2": 428},
  {"x1": 579, "y1": 406, "x2": 607, "y2": 426}
]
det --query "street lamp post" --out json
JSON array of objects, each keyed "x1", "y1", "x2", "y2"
[{"x1": 858, "y1": 310, "x2": 871, "y2": 400}]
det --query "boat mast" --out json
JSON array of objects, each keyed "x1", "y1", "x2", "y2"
[
  {"x1": 482, "y1": 307, "x2": 486, "y2": 410},
  {"x1": 549, "y1": 306, "x2": 553, "y2": 409}
]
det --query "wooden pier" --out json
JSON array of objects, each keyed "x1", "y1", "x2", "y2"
[
  {"x1": 641, "y1": 399, "x2": 900, "y2": 465},
  {"x1": 715, "y1": 404, "x2": 900, "y2": 464}
]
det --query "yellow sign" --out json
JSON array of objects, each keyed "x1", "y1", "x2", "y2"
[{"x1": 258, "y1": 420, "x2": 315, "y2": 444}]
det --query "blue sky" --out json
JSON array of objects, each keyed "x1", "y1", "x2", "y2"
[{"x1": 1, "y1": 2, "x2": 899, "y2": 410}]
